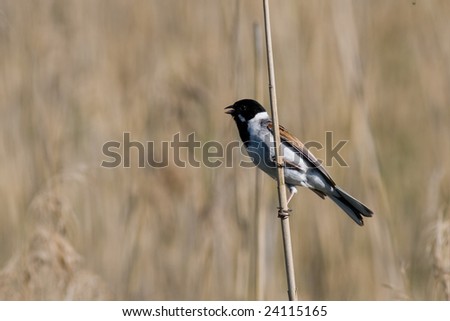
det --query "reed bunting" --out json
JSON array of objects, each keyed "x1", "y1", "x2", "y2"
[{"x1": 226, "y1": 99, "x2": 373, "y2": 226}]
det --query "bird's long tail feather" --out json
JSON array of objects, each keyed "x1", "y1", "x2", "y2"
[{"x1": 329, "y1": 186, "x2": 373, "y2": 226}]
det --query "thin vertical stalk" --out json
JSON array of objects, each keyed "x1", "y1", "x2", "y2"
[{"x1": 262, "y1": 0, "x2": 298, "y2": 301}]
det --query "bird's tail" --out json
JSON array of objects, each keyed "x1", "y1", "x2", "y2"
[{"x1": 329, "y1": 186, "x2": 373, "y2": 226}]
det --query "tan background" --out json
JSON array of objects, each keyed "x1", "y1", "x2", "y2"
[{"x1": 0, "y1": 0, "x2": 449, "y2": 300}]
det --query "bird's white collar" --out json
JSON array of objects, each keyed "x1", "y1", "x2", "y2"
[{"x1": 251, "y1": 112, "x2": 269, "y2": 122}]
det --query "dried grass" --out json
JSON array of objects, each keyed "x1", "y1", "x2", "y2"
[
  {"x1": 1, "y1": 0, "x2": 450, "y2": 300},
  {"x1": 431, "y1": 214, "x2": 450, "y2": 300},
  {"x1": 0, "y1": 177, "x2": 111, "y2": 300}
]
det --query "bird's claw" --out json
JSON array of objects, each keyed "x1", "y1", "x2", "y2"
[{"x1": 277, "y1": 207, "x2": 292, "y2": 218}]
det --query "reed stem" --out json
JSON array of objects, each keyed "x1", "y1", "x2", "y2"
[{"x1": 262, "y1": 0, "x2": 298, "y2": 301}]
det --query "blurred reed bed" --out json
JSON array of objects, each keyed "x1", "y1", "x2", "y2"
[{"x1": 0, "y1": 0, "x2": 449, "y2": 300}]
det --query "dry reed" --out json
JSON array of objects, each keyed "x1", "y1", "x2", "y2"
[
  {"x1": 262, "y1": 0, "x2": 297, "y2": 301},
  {"x1": 0, "y1": 172, "x2": 111, "y2": 300},
  {"x1": 1, "y1": 0, "x2": 450, "y2": 300}
]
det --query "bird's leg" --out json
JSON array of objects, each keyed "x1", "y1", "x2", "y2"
[
  {"x1": 286, "y1": 186, "x2": 298, "y2": 205},
  {"x1": 272, "y1": 155, "x2": 297, "y2": 205}
]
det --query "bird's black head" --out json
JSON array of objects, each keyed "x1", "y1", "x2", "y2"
[
  {"x1": 225, "y1": 99, "x2": 267, "y2": 146},
  {"x1": 225, "y1": 99, "x2": 267, "y2": 124}
]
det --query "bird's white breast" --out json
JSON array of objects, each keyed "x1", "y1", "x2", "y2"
[
  {"x1": 245, "y1": 111, "x2": 311, "y2": 189},
  {"x1": 247, "y1": 112, "x2": 269, "y2": 136}
]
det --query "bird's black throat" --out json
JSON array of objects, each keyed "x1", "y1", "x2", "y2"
[{"x1": 233, "y1": 119, "x2": 250, "y2": 147}]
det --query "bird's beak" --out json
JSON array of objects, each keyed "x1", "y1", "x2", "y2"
[{"x1": 225, "y1": 105, "x2": 234, "y2": 115}]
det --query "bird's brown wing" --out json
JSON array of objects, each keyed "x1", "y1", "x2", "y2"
[{"x1": 267, "y1": 122, "x2": 336, "y2": 187}]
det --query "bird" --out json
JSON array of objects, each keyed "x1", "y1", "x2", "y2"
[{"x1": 225, "y1": 98, "x2": 373, "y2": 226}]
